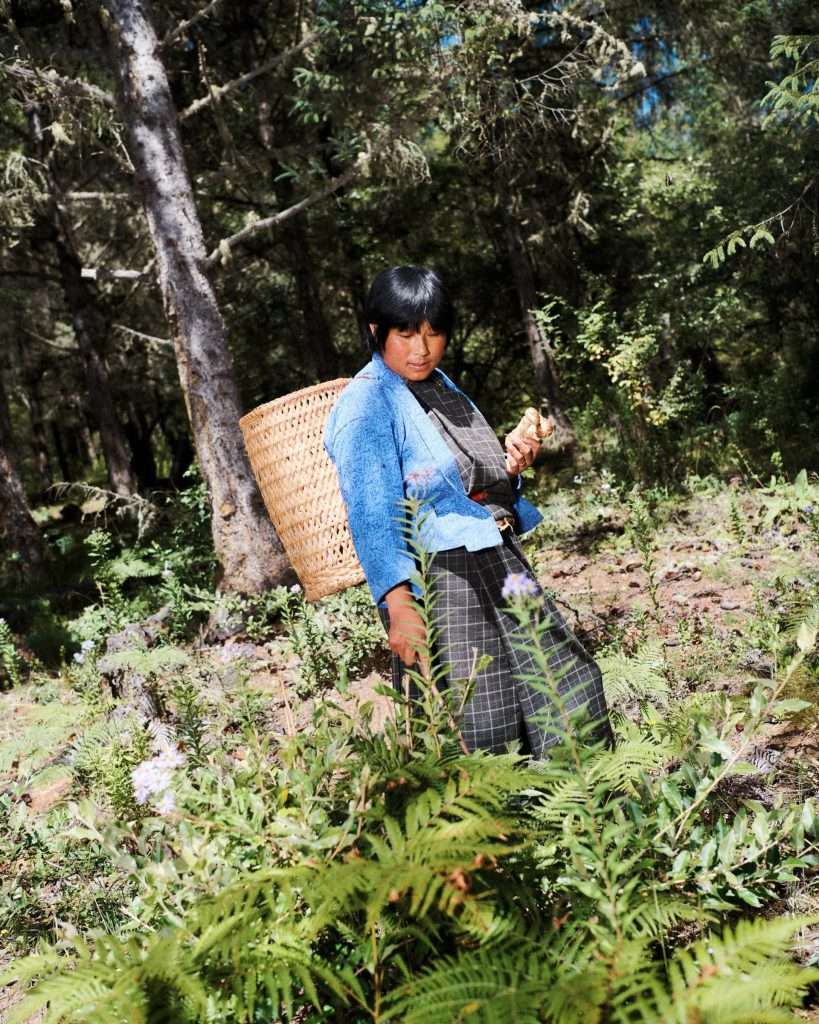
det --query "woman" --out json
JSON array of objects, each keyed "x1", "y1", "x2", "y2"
[{"x1": 324, "y1": 266, "x2": 610, "y2": 758}]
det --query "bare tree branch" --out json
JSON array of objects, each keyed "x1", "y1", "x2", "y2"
[
  {"x1": 205, "y1": 167, "x2": 356, "y2": 266},
  {"x1": 112, "y1": 323, "x2": 173, "y2": 349},
  {"x1": 616, "y1": 63, "x2": 701, "y2": 103},
  {"x1": 22, "y1": 327, "x2": 78, "y2": 353},
  {"x1": 2, "y1": 62, "x2": 116, "y2": 108},
  {"x1": 161, "y1": 0, "x2": 223, "y2": 48},
  {"x1": 66, "y1": 191, "x2": 135, "y2": 201},
  {"x1": 81, "y1": 267, "x2": 147, "y2": 281},
  {"x1": 180, "y1": 30, "x2": 318, "y2": 120}
]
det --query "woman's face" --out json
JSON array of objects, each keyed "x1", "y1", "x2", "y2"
[{"x1": 375, "y1": 320, "x2": 447, "y2": 381}]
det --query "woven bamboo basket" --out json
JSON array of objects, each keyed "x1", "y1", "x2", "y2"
[{"x1": 239, "y1": 379, "x2": 365, "y2": 602}]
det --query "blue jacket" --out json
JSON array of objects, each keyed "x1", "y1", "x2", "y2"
[{"x1": 323, "y1": 352, "x2": 543, "y2": 606}]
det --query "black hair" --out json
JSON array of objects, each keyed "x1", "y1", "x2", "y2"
[{"x1": 364, "y1": 266, "x2": 455, "y2": 353}]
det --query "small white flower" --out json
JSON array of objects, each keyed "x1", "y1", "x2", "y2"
[
  {"x1": 289, "y1": 583, "x2": 302, "y2": 593},
  {"x1": 156, "y1": 749, "x2": 185, "y2": 770},
  {"x1": 80, "y1": 639, "x2": 95, "y2": 651},
  {"x1": 573, "y1": 474, "x2": 585, "y2": 485},
  {"x1": 132, "y1": 760, "x2": 171, "y2": 804},
  {"x1": 154, "y1": 789, "x2": 177, "y2": 816},
  {"x1": 131, "y1": 749, "x2": 185, "y2": 807},
  {"x1": 72, "y1": 652, "x2": 85, "y2": 665}
]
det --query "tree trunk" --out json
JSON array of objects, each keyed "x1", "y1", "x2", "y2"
[
  {"x1": 500, "y1": 203, "x2": 575, "y2": 448},
  {"x1": 15, "y1": 337, "x2": 52, "y2": 491},
  {"x1": 51, "y1": 422, "x2": 71, "y2": 481},
  {"x1": 0, "y1": 366, "x2": 48, "y2": 574},
  {"x1": 124, "y1": 403, "x2": 158, "y2": 489},
  {"x1": 279, "y1": 212, "x2": 339, "y2": 380},
  {"x1": 103, "y1": 0, "x2": 288, "y2": 593},
  {"x1": 24, "y1": 99, "x2": 137, "y2": 497},
  {"x1": 52, "y1": 216, "x2": 139, "y2": 497}
]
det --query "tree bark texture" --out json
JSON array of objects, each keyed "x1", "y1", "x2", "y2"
[
  {"x1": 279, "y1": 212, "x2": 339, "y2": 380},
  {"x1": 52, "y1": 214, "x2": 139, "y2": 496},
  {"x1": 0, "y1": 367, "x2": 48, "y2": 572},
  {"x1": 500, "y1": 204, "x2": 575, "y2": 447},
  {"x1": 24, "y1": 99, "x2": 137, "y2": 497},
  {"x1": 103, "y1": 0, "x2": 288, "y2": 593},
  {"x1": 15, "y1": 336, "x2": 52, "y2": 491}
]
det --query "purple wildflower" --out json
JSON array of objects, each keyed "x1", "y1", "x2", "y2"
[
  {"x1": 405, "y1": 467, "x2": 435, "y2": 498},
  {"x1": 501, "y1": 572, "x2": 539, "y2": 601}
]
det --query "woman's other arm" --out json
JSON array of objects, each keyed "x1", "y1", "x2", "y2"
[
  {"x1": 384, "y1": 582, "x2": 429, "y2": 674},
  {"x1": 325, "y1": 412, "x2": 416, "y2": 607},
  {"x1": 328, "y1": 413, "x2": 430, "y2": 670}
]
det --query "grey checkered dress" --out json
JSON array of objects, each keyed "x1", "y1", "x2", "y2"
[{"x1": 379, "y1": 372, "x2": 611, "y2": 759}]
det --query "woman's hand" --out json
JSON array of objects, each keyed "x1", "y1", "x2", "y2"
[
  {"x1": 384, "y1": 583, "x2": 430, "y2": 677},
  {"x1": 504, "y1": 434, "x2": 540, "y2": 476}
]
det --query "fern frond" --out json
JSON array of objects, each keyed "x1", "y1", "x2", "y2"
[
  {"x1": 624, "y1": 915, "x2": 819, "y2": 1023},
  {"x1": 599, "y1": 640, "x2": 669, "y2": 707},
  {"x1": 587, "y1": 736, "x2": 674, "y2": 791},
  {"x1": 3, "y1": 932, "x2": 208, "y2": 1024},
  {"x1": 382, "y1": 944, "x2": 552, "y2": 1024}
]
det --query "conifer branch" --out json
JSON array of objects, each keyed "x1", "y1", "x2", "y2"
[
  {"x1": 2, "y1": 62, "x2": 116, "y2": 108},
  {"x1": 205, "y1": 167, "x2": 356, "y2": 265},
  {"x1": 161, "y1": 0, "x2": 224, "y2": 49},
  {"x1": 179, "y1": 31, "x2": 319, "y2": 121}
]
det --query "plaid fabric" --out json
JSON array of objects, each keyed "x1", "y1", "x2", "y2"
[
  {"x1": 379, "y1": 530, "x2": 611, "y2": 759},
  {"x1": 407, "y1": 373, "x2": 515, "y2": 521}
]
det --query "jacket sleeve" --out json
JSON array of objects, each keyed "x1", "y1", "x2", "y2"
[
  {"x1": 325, "y1": 413, "x2": 416, "y2": 607},
  {"x1": 508, "y1": 469, "x2": 544, "y2": 535}
]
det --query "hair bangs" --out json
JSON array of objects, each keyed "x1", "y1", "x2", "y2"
[{"x1": 365, "y1": 266, "x2": 455, "y2": 352}]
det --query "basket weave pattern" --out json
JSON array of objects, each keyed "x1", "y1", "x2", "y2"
[{"x1": 239, "y1": 379, "x2": 365, "y2": 602}]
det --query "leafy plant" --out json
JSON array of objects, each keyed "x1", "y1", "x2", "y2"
[
  {"x1": 69, "y1": 717, "x2": 152, "y2": 818},
  {"x1": 757, "y1": 469, "x2": 819, "y2": 531},
  {"x1": 5, "y1": 507, "x2": 819, "y2": 1024},
  {"x1": 0, "y1": 617, "x2": 23, "y2": 688},
  {"x1": 627, "y1": 491, "x2": 662, "y2": 616},
  {"x1": 282, "y1": 584, "x2": 384, "y2": 697}
]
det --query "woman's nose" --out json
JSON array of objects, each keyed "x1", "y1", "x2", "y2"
[{"x1": 411, "y1": 334, "x2": 430, "y2": 355}]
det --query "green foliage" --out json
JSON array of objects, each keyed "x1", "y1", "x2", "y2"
[
  {"x1": 598, "y1": 639, "x2": 669, "y2": 706},
  {"x1": 0, "y1": 795, "x2": 129, "y2": 952},
  {"x1": 0, "y1": 617, "x2": 23, "y2": 688},
  {"x1": 228, "y1": 586, "x2": 293, "y2": 643},
  {"x1": 542, "y1": 294, "x2": 704, "y2": 482},
  {"x1": 704, "y1": 34, "x2": 819, "y2": 268},
  {"x1": 5, "y1": 535, "x2": 819, "y2": 1023},
  {"x1": 69, "y1": 717, "x2": 152, "y2": 818},
  {"x1": 728, "y1": 492, "x2": 748, "y2": 546},
  {"x1": 626, "y1": 491, "x2": 662, "y2": 615},
  {"x1": 763, "y1": 35, "x2": 819, "y2": 127},
  {"x1": 757, "y1": 468, "x2": 819, "y2": 531},
  {"x1": 282, "y1": 584, "x2": 384, "y2": 696}
]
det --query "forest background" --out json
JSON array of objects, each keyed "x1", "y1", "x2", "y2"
[
  {"x1": 2, "y1": 0, "x2": 818, "y2": 599},
  {"x1": 2, "y1": 1, "x2": 819, "y2": 1022}
]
